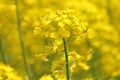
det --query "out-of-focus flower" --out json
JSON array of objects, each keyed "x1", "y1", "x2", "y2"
[
  {"x1": 39, "y1": 74, "x2": 54, "y2": 80},
  {"x1": 0, "y1": 63, "x2": 23, "y2": 80}
]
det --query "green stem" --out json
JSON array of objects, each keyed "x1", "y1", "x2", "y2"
[
  {"x1": 15, "y1": 0, "x2": 33, "y2": 80},
  {"x1": 63, "y1": 37, "x2": 70, "y2": 80},
  {"x1": 106, "y1": 0, "x2": 120, "y2": 43},
  {"x1": 0, "y1": 35, "x2": 8, "y2": 65},
  {"x1": 107, "y1": 0, "x2": 112, "y2": 23}
]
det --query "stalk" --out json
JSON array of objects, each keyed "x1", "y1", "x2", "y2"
[
  {"x1": 63, "y1": 37, "x2": 70, "y2": 80},
  {"x1": 106, "y1": 0, "x2": 120, "y2": 43},
  {"x1": 15, "y1": 0, "x2": 33, "y2": 80},
  {"x1": 107, "y1": 0, "x2": 112, "y2": 23},
  {"x1": 0, "y1": 35, "x2": 8, "y2": 65}
]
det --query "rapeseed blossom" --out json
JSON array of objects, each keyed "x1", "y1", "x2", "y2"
[
  {"x1": 0, "y1": 63, "x2": 23, "y2": 80},
  {"x1": 34, "y1": 9, "x2": 94, "y2": 80}
]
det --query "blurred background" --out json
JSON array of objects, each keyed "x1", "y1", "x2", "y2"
[{"x1": 0, "y1": 0, "x2": 120, "y2": 80}]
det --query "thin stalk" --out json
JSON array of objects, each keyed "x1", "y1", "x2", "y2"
[
  {"x1": 107, "y1": 0, "x2": 112, "y2": 23},
  {"x1": 15, "y1": 0, "x2": 33, "y2": 80},
  {"x1": 63, "y1": 37, "x2": 70, "y2": 80},
  {"x1": 106, "y1": 0, "x2": 120, "y2": 43},
  {"x1": 0, "y1": 35, "x2": 8, "y2": 65}
]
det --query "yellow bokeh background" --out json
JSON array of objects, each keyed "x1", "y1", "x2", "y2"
[{"x1": 0, "y1": 0, "x2": 120, "y2": 80}]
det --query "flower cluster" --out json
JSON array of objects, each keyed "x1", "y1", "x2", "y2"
[
  {"x1": 0, "y1": 63, "x2": 23, "y2": 80},
  {"x1": 34, "y1": 9, "x2": 94, "y2": 51},
  {"x1": 34, "y1": 9, "x2": 94, "y2": 80}
]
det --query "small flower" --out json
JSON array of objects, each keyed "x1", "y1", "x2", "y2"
[{"x1": 39, "y1": 75, "x2": 54, "y2": 80}]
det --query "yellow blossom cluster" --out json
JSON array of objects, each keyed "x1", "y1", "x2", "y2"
[
  {"x1": 0, "y1": 63, "x2": 23, "y2": 80},
  {"x1": 34, "y1": 9, "x2": 94, "y2": 80}
]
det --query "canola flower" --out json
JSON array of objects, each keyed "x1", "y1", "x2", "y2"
[
  {"x1": 0, "y1": 62, "x2": 23, "y2": 80},
  {"x1": 34, "y1": 9, "x2": 94, "y2": 80},
  {"x1": 34, "y1": 9, "x2": 94, "y2": 49},
  {"x1": 39, "y1": 75, "x2": 54, "y2": 80}
]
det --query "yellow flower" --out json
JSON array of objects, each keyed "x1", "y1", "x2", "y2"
[
  {"x1": 0, "y1": 63, "x2": 23, "y2": 80},
  {"x1": 78, "y1": 62, "x2": 90, "y2": 70},
  {"x1": 87, "y1": 28, "x2": 96, "y2": 39},
  {"x1": 39, "y1": 75, "x2": 54, "y2": 80}
]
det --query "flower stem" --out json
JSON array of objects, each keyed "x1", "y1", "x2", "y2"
[
  {"x1": 107, "y1": 0, "x2": 112, "y2": 23},
  {"x1": 0, "y1": 35, "x2": 8, "y2": 65},
  {"x1": 15, "y1": 0, "x2": 33, "y2": 80},
  {"x1": 63, "y1": 37, "x2": 70, "y2": 80}
]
